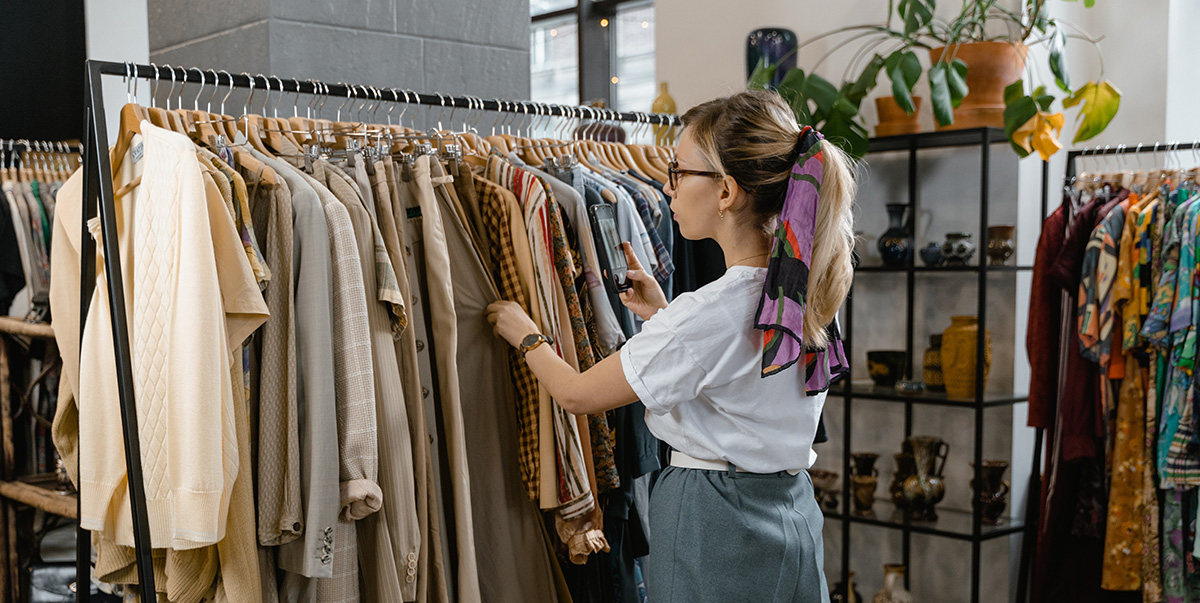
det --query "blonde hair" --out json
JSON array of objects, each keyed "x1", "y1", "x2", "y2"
[{"x1": 681, "y1": 89, "x2": 856, "y2": 348}]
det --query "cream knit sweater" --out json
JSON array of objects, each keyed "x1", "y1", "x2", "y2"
[{"x1": 77, "y1": 122, "x2": 269, "y2": 549}]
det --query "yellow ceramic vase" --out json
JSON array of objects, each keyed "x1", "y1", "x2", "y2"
[
  {"x1": 652, "y1": 82, "x2": 677, "y2": 145},
  {"x1": 940, "y1": 316, "x2": 991, "y2": 399}
]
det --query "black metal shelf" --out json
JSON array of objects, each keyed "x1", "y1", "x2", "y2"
[
  {"x1": 824, "y1": 500, "x2": 1025, "y2": 542},
  {"x1": 867, "y1": 127, "x2": 1008, "y2": 153},
  {"x1": 833, "y1": 383, "x2": 1029, "y2": 408},
  {"x1": 854, "y1": 264, "x2": 1032, "y2": 274}
]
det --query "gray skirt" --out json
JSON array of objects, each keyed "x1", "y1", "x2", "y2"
[{"x1": 648, "y1": 465, "x2": 830, "y2": 603}]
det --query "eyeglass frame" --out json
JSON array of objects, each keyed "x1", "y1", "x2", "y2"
[{"x1": 668, "y1": 159, "x2": 723, "y2": 189}]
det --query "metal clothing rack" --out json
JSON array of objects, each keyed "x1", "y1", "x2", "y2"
[
  {"x1": 76, "y1": 58, "x2": 679, "y2": 601},
  {"x1": 1066, "y1": 140, "x2": 1200, "y2": 182}
]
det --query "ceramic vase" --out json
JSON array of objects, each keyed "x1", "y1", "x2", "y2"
[
  {"x1": 651, "y1": 82, "x2": 677, "y2": 145},
  {"x1": 920, "y1": 241, "x2": 943, "y2": 267},
  {"x1": 928, "y1": 42, "x2": 1029, "y2": 130},
  {"x1": 746, "y1": 28, "x2": 797, "y2": 89},
  {"x1": 877, "y1": 204, "x2": 912, "y2": 267},
  {"x1": 987, "y1": 225, "x2": 1016, "y2": 266},
  {"x1": 867, "y1": 351, "x2": 907, "y2": 387},
  {"x1": 941, "y1": 232, "x2": 976, "y2": 266},
  {"x1": 872, "y1": 564, "x2": 915, "y2": 603},
  {"x1": 851, "y1": 475, "x2": 878, "y2": 516},
  {"x1": 875, "y1": 96, "x2": 923, "y2": 137},
  {"x1": 941, "y1": 316, "x2": 992, "y2": 399},
  {"x1": 923, "y1": 334, "x2": 945, "y2": 393},
  {"x1": 890, "y1": 452, "x2": 916, "y2": 511},
  {"x1": 810, "y1": 469, "x2": 840, "y2": 512},
  {"x1": 831, "y1": 572, "x2": 863, "y2": 603},
  {"x1": 851, "y1": 452, "x2": 881, "y2": 477},
  {"x1": 902, "y1": 436, "x2": 948, "y2": 520},
  {"x1": 972, "y1": 460, "x2": 1011, "y2": 524}
]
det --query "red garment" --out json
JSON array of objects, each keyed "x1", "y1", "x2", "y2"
[{"x1": 1028, "y1": 205, "x2": 1067, "y2": 429}]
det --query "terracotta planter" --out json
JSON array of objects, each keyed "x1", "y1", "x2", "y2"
[
  {"x1": 929, "y1": 42, "x2": 1028, "y2": 130},
  {"x1": 874, "y1": 96, "x2": 923, "y2": 137}
]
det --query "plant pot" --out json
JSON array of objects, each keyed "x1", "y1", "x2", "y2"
[
  {"x1": 875, "y1": 96, "x2": 923, "y2": 137},
  {"x1": 972, "y1": 460, "x2": 1011, "y2": 524},
  {"x1": 929, "y1": 42, "x2": 1028, "y2": 130},
  {"x1": 942, "y1": 316, "x2": 992, "y2": 399},
  {"x1": 941, "y1": 232, "x2": 976, "y2": 266}
]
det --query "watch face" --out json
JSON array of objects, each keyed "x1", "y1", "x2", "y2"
[{"x1": 522, "y1": 334, "x2": 542, "y2": 348}]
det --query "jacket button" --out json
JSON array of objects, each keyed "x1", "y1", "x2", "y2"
[
  {"x1": 407, "y1": 553, "x2": 417, "y2": 562},
  {"x1": 422, "y1": 387, "x2": 429, "y2": 399},
  {"x1": 405, "y1": 575, "x2": 416, "y2": 584},
  {"x1": 416, "y1": 340, "x2": 425, "y2": 352}
]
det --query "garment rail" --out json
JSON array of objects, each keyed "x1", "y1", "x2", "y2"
[
  {"x1": 1066, "y1": 140, "x2": 1200, "y2": 182},
  {"x1": 75, "y1": 58, "x2": 681, "y2": 602}
]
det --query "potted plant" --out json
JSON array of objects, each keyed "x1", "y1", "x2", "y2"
[{"x1": 749, "y1": 0, "x2": 1119, "y2": 160}]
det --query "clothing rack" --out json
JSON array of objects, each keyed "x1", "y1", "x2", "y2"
[
  {"x1": 76, "y1": 58, "x2": 680, "y2": 602},
  {"x1": 1065, "y1": 140, "x2": 1200, "y2": 182}
]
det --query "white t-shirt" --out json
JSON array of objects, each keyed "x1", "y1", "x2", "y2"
[{"x1": 620, "y1": 266, "x2": 826, "y2": 473}]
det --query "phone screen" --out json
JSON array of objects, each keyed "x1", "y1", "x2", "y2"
[{"x1": 597, "y1": 213, "x2": 628, "y2": 286}]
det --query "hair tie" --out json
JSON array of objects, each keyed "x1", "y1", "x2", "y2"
[{"x1": 754, "y1": 126, "x2": 848, "y2": 393}]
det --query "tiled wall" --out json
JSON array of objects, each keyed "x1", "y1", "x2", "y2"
[{"x1": 148, "y1": 0, "x2": 531, "y2": 105}]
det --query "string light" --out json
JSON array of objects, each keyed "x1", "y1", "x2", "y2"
[
  {"x1": 611, "y1": 76, "x2": 620, "y2": 84},
  {"x1": 550, "y1": 28, "x2": 558, "y2": 37},
  {"x1": 641, "y1": 21, "x2": 649, "y2": 28},
  {"x1": 600, "y1": 18, "x2": 609, "y2": 27}
]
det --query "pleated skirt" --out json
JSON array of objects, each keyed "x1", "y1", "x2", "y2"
[{"x1": 648, "y1": 466, "x2": 830, "y2": 603}]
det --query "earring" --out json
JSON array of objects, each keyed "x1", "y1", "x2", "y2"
[{"x1": 719, "y1": 208, "x2": 725, "y2": 220}]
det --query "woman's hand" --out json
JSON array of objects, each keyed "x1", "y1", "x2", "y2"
[
  {"x1": 618, "y1": 241, "x2": 669, "y2": 321},
  {"x1": 486, "y1": 300, "x2": 541, "y2": 348}
]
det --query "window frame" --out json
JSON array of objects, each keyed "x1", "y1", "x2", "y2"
[{"x1": 531, "y1": 0, "x2": 650, "y2": 108}]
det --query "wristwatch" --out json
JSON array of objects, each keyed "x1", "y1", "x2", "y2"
[{"x1": 519, "y1": 333, "x2": 554, "y2": 359}]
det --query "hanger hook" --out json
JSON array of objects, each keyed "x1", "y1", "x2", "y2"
[
  {"x1": 204, "y1": 69, "x2": 219, "y2": 113},
  {"x1": 218, "y1": 70, "x2": 233, "y2": 114},
  {"x1": 189, "y1": 68, "x2": 205, "y2": 111},
  {"x1": 162, "y1": 64, "x2": 176, "y2": 111},
  {"x1": 150, "y1": 63, "x2": 162, "y2": 107},
  {"x1": 125, "y1": 62, "x2": 134, "y2": 105}
]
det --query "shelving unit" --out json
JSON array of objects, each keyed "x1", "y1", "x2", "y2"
[
  {"x1": 0, "y1": 318, "x2": 72, "y2": 603},
  {"x1": 833, "y1": 127, "x2": 1045, "y2": 603}
]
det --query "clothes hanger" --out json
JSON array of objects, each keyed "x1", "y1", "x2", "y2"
[
  {"x1": 183, "y1": 68, "x2": 221, "y2": 146},
  {"x1": 111, "y1": 63, "x2": 150, "y2": 177}
]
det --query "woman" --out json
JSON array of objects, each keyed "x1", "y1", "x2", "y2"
[{"x1": 486, "y1": 89, "x2": 856, "y2": 602}]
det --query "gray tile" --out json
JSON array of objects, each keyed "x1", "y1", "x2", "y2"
[
  {"x1": 395, "y1": 0, "x2": 529, "y2": 51},
  {"x1": 423, "y1": 40, "x2": 529, "y2": 101},
  {"x1": 150, "y1": 21, "x2": 271, "y2": 78},
  {"x1": 268, "y1": 21, "x2": 425, "y2": 94},
  {"x1": 148, "y1": 0, "x2": 269, "y2": 51},
  {"x1": 270, "y1": 0, "x2": 395, "y2": 34}
]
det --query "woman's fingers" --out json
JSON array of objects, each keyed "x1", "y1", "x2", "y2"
[{"x1": 622, "y1": 241, "x2": 645, "y2": 272}]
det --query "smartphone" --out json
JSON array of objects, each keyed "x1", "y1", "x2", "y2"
[{"x1": 588, "y1": 203, "x2": 632, "y2": 293}]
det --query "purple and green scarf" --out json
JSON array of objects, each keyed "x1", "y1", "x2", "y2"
[{"x1": 754, "y1": 126, "x2": 848, "y2": 394}]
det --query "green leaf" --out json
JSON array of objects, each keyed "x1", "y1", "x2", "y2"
[
  {"x1": 899, "y1": 0, "x2": 935, "y2": 35},
  {"x1": 884, "y1": 50, "x2": 922, "y2": 114},
  {"x1": 748, "y1": 57, "x2": 777, "y2": 90},
  {"x1": 846, "y1": 55, "x2": 885, "y2": 108},
  {"x1": 1062, "y1": 80, "x2": 1121, "y2": 143},
  {"x1": 1004, "y1": 80, "x2": 1025, "y2": 106},
  {"x1": 1003, "y1": 95, "x2": 1038, "y2": 158},
  {"x1": 1048, "y1": 28, "x2": 1071, "y2": 93},
  {"x1": 1033, "y1": 85, "x2": 1055, "y2": 112},
  {"x1": 928, "y1": 62, "x2": 955, "y2": 126},
  {"x1": 805, "y1": 72, "x2": 842, "y2": 116},
  {"x1": 822, "y1": 107, "x2": 870, "y2": 160},
  {"x1": 1085, "y1": 0, "x2": 1094, "y2": 7},
  {"x1": 947, "y1": 58, "x2": 969, "y2": 108}
]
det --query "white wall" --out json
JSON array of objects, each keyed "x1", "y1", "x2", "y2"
[{"x1": 84, "y1": 0, "x2": 150, "y2": 142}]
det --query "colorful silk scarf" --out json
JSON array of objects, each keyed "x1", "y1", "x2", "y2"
[{"x1": 754, "y1": 126, "x2": 848, "y2": 393}]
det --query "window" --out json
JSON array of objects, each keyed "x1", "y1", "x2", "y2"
[
  {"x1": 613, "y1": 2, "x2": 654, "y2": 112},
  {"x1": 530, "y1": 16, "x2": 579, "y2": 107},
  {"x1": 530, "y1": 0, "x2": 655, "y2": 112}
]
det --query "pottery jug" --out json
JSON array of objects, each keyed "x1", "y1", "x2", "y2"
[
  {"x1": 902, "y1": 436, "x2": 948, "y2": 520},
  {"x1": 941, "y1": 316, "x2": 992, "y2": 399},
  {"x1": 890, "y1": 452, "x2": 916, "y2": 510},
  {"x1": 831, "y1": 572, "x2": 863, "y2": 603},
  {"x1": 941, "y1": 232, "x2": 976, "y2": 265},
  {"x1": 851, "y1": 475, "x2": 878, "y2": 515},
  {"x1": 810, "y1": 469, "x2": 840, "y2": 511},
  {"x1": 987, "y1": 225, "x2": 1016, "y2": 266},
  {"x1": 651, "y1": 82, "x2": 677, "y2": 145},
  {"x1": 920, "y1": 241, "x2": 943, "y2": 266},
  {"x1": 872, "y1": 564, "x2": 915, "y2": 603},
  {"x1": 973, "y1": 460, "x2": 1011, "y2": 524},
  {"x1": 923, "y1": 334, "x2": 945, "y2": 393},
  {"x1": 851, "y1": 452, "x2": 881, "y2": 477},
  {"x1": 877, "y1": 204, "x2": 912, "y2": 267}
]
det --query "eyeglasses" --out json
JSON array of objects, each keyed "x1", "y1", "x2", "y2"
[{"x1": 668, "y1": 160, "x2": 722, "y2": 189}]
